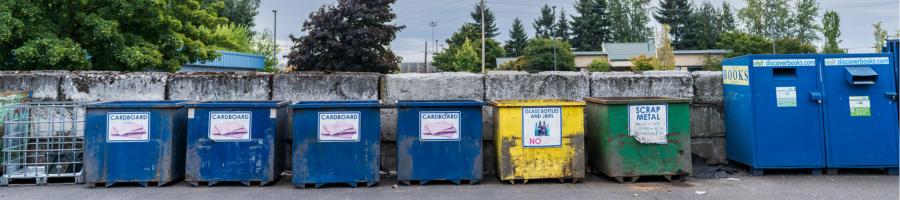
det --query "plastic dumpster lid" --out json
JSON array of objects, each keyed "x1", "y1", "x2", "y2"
[
  {"x1": 583, "y1": 97, "x2": 692, "y2": 105},
  {"x1": 489, "y1": 99, "x2": 585, "y2": 107},
  {"x1": 84, "y1": 100, "x2": 194, "y2": 108},
  {"x1": 395, "y1": 100, "x2": 485, "y2": 107},
  {"x1": 291, "y1": 100, "x2": 383, "y2": 108},
  {"x1": 184, "y1": 100, "x2": 291, "y2": 108}
]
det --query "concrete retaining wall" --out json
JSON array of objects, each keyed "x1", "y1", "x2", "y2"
[
  {"x1": 485, "y1": 71, "x2": 590, "y2": 101},
  {"x1": 167, "y1": 72, "x2": 272, "y2": 101},
  {"x1": 590, "y1": 71, "x2": 694, "y2": 99},
  {"x1": 381, "y1": 72, "x2": 484, "y2": 107},
  {"x1": 274, "y1": 72, "x2": 380, "y2": 101},
  {"x1": 59, "y1": 72, "x2": 169, "y2": 101},
  {"x1": 0, "y1": 71, "x2": 64, "y2": 101}
]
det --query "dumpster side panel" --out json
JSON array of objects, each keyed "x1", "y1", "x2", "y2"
[
  {"x1": 584, "y1": 103, "x2": 613, "y2": 176},
  {"x1": 186, "y1": 107, "x2": 281, "y2": 182},
  {"x1": 723, "y1": 56, "x2": 757, "y2": 166},
  {"x1": 292, "y1": 107, "x2": 380, "y2": 184},
  {"x1": 495, "y1": 105, "x2": 585, "y2": 180},
  {"x1": 397, "y1": 106, "x2": 482, "y2": 182}
]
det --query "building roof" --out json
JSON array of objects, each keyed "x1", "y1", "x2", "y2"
[
  {"x1": 573, "y1": 51, "x2": 608, "y2": 56},
  {"x1": 604, "y1": 43, "x2": 655, "y2": 61},
  {"x1": 185, "y1": 50, "x2": 265, "y2": 69},
  {"x1": 672, "y1": 49, "x2": 731, "y2": 54}
]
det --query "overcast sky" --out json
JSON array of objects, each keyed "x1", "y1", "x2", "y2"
[{"x1": 252, "y1": 0, "x2": 900, "y2": 63}]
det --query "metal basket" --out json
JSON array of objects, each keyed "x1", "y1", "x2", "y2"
[{"x1": 1, "y1": 102, "x2": 96, "y2": 185}]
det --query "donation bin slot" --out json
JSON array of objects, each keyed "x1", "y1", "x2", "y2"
[
  {"x1": 844, "y1": 67, "x2": 878, "y2": 85},
  {"x1": 773, "y1": 68, "x2": 798, "y2": 80}
]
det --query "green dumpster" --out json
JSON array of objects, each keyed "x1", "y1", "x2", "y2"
[{"x1": 583, "y1": 97, "x2": 692, "y2": 183}]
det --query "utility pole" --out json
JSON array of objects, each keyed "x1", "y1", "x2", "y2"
[
  {"x1": 769, "y1": 3, "x2": 776, "y2": 54},
  {"x1": 552, "y1": 6, "x2": 557, "y2": 71},
  {"x1": 481, "y1": 0, "x2": 485, "y2": 73},
  {"x1": 425, "y1": 42, "x2": 428, "y2": 73}
]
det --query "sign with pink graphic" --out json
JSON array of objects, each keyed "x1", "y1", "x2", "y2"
[
  {"x1": 107, "y1": 112, "x2": 150, "y2": 142},
  {"x1": 318, "y1": 112, "x2": 360, "y2": 142},
  {"x1": 419, "y1": 111, "x2": 461, "y2": 141},
  {"x1": 209, "y1": 112, "x2": 252, "y2": 141}
]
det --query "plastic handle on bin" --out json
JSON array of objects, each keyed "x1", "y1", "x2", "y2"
[
  {"x1": 885, "y1": 91, "x2": 898, "y2": 101},
  {"x1": 810, "y1": 92, "x2": 823, "y2": 103}
]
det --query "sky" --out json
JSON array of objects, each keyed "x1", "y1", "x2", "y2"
[{"x1": 252, "y1": 0, "x2": 900, "y2": 63}]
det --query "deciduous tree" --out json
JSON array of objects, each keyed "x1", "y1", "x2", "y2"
[
  {"x1": 717, "y1": 31, "x2": 772, "y2": 58},
  {"x1": 873, "y1": 21, "x2": 888, "y2": 53},
  {"x1": 821, "y1": 10, "x2": 843, "y2": 53}
]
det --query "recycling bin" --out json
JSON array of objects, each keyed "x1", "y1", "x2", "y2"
[
  {"x1": 490, "y1": 99, "x2": 585, "y2": 184},
  {"x1": 583, "y1": 97, "x2": 692, "y2": 183},
  {"x1": 819, "y1": 54, "x2": 898, "y2": 174},
  {"x1": 84, "y1": 101, "x2": 192, "y2": 187},
  {"x1": 291, "y1": 100, "x2": 381, "y2": 188},
  {"x1": 722, "y1": 55, "x2": 827, "y2": 175},
  {"x1": 184, "y1": 101, "x2": 290, "y2": 186},
  {"x1": 396, "y1": 100, "x2": 484, "y2": 185}
]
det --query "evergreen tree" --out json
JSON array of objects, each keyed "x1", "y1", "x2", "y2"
[
  {"x1": 721, "y1": 2, "x2": 737, "y2": 32},
  {"x1": 468, "y1": 3, "x2": 500, "y2": 38},
  {"x1": 569, "y1": 0, "x2": 611, "y2": 51},
  {"x1": 738, "y1": 0, "x2": 793, "y2": 39},
  {"x1": 505, "y1": 18, "x2": 529, "y2": 57},
  {"x1": 793, "y1": 0, "x2": 821, "y2": 44},
  {"x1": 653, "y1": 0, "x2": 694, "y2": 49},
  {"x1": 555, "y1": 8, "x2": 571, "y2": 42},
  {"x1": 608, "y1": 0, "x2": 653, "y2": 42},
  {"x1": 695, "y1": 1, "x2": 723, "y2": 50},
  {"x1": 821, "y1": 10, "x2": 843, "y2": 53},
  {"x1": 533, "y1": 4, "x2": 556, "y2": 39}
]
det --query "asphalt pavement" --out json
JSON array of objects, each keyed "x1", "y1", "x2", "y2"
[{"x1": 1, "y1": 168, "x2": 897, "y2": 200}]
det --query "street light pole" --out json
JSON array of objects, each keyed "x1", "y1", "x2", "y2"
[
  {"x1": 481, "y1": 0, "x2": 486, "y2": 73},
  {"x1": 552, "y1": 6, "x2": 557, "y2": 71},
  {"x1": 429, "y1": 22, "x2": 437, "y2": 53}
]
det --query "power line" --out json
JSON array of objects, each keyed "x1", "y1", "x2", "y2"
[
  {"x1": 395, "y1": 4, "x2": 473, "y2": 24},
  {"x1": 397, "y1": 0, "x2": 466, "y2": 18}
]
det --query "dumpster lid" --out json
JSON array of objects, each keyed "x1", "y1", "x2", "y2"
[
  {"x1": 583, "y1": 97, "x2": 692, "y2": 105},
  {"x1": 184, "y1": 100, "x2": 290, "y2": 108},
  {"x1": 84, "y1": 100, "x2": 194, "y2": 108},
  {"x1": 291, "y1": 100, "x2": 383, "y2": 108},
  {"x1": 395, "y1": 100, "x2": 485, "y2": 107},
  {"x1": 489, "y1": 99, "x2": 585, "y2": 107}
]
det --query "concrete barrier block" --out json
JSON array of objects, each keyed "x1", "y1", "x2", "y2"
[
  {"x1": 0, "y1": 71, "x2": 64, "y2": 101},
  {"x1": 59, "y1": 72, "x2": 169, "y2": 101},
  {"x1": 690, "y1": 104, "x2": 725, "y2": 138},
  {"x1": 590, "y1": 71, "x2": 693, "y2": 99},
  {"x1": 273, "y1": 72, "x2": 380, "y2": 101},
  {"x1": 167, "y1": 72, "x2": 272, "y2": 101},
  {"x1": 381, "y1": 108, "x2": 398, "y2": 141},
  {"x1": 381, "y1": 72, "x2": 484, "y2": 107},
  {"x1": 380, "y1": 141, "x2": 397, "y2": 171},
  {"x1": 691, "y1": 137, "x2": 727, "y2": 165},
  {"x1": 485, "y1": 71, "x2": 590, "y2": 101},
  {"x1": 692, "y1": 71, "x2": 723, "y2": 104},
  {"x1": 482, "y1": 106, "x2": 494, "y2": 141}
]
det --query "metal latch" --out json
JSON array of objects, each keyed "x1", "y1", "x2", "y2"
[
  {"x1": 886, "y1": 91, "x2": 898, "y2": 101},
  {"x1": 810, "y1": 92, "x2": 823, "y2": 103}
]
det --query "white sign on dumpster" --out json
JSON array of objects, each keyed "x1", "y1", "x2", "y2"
[{"x1": 628, "y1": 104, "x2": 668, "y2": 144}]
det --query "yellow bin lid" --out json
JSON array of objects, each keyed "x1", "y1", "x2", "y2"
[{"x1": 489, "y1": 99, "x2": 586, "y2": 107}]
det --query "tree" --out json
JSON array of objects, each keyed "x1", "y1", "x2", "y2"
[
  {"x1": 286, "y1": 0, "x2": 405, "y2": 73},
  {"x1": 250, "y1": 28, "x2": 282, "y2": 73},
  {"x1": 434, "y1": 25, "x2": 504, "y2": 71},
  {"x1": 499, "y1": 56, "x2": 529, "y2": 71},
  {"x1": 721, "y1": 2, "x2": 737, "y2": 32},
  {"x1": 587, "y1": 57, "x2": 611, "y2": 72},
  {"x1": 793, "y1": 0, "x2": 821, "y2": 44},
  {"x1": 0, "y1": 0, "x2": 230, "y2": 72},
  {"x1": 522, "y1": 39, "x2": 576, "y2": 71},
  {"x1": 446, "y1": 25, "x2": 481, "y2": 48},
  {"x1": 700, "y1": 54, "x2": 723, "y2": 71},
  {"x1": 505, "y1": 18, "x2": 529, "y2": 57},
  {"x1": 653, "y1": 0, "x2": 694, "y2": 49},
  {"x1": 738, "y1": 0, "x2": 793, "y2": 39},
  {"x1": 472, "y1": 38, "x2": 506, "y2": 71},
  {"x1": 533, "y1": 4, "x2": 556, "y2": 39},
  {"x1": 570, "y1": 0, "x2": 611, "y2": 51},
  {"x1": 204, "y1": 0, "x2": 261, "y2": 35},
  {"x1": 656, "y1": 24, "x2": 676, "y2": 70},
  {"x1": 204, "y1": 23, "x2": 252, "y2": 53},
  {"x1": 821, "y1": 10, "x2": 843, "y2": 53},
  {"x1": 873, "y1": 21, "x2": 889, "y2": 53},
  {"x1": 453, "y1": 38, "x2": 481, "y2": 73},
  {"x1": 555, "y1": 8, "x2": 571, "y2": 42},
  {"x1": 695, "y1": 1, "x2": 724, "y2": 50},
  {"x1": 775, "y1": 38, "x2": 817, "y2": 54},
  {"x1": 629, "y1": 54, "x2": 656, "y2": 71},
  {"x1": 717, "y1": 31, "x2": 773, "y2": 58},
  {"x1": 608, "y1": 0, "x2": 653, "y2": 42},
  {"x1": 468, "y1": 3, "x2": 499, "y2": 38}
]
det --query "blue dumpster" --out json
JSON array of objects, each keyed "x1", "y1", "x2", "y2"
[
  {"x1": 882, "y1": 39, "x2": 900, "y2": 95},
  {"x1": 819, "y1": 54, "x2": 898, "y2": 174},
  {"x1": 396, "y1": 100, "x2": 484, "y2": 185},
  {"x1": 84, "y1": 101, "x2": 192, "y2": 187},
  {"x1": 184, "y1": 101, "x2": 290, "y2": 186},
  {"x1": 291, "y1": 100, "x2": 382, "y2": 188},
  {"x1": 722, "y1": 55, "x2": 827, "y2": 175}
]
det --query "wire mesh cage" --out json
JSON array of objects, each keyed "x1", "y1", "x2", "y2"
[{"x1": 1, "y1": 102, "x2": 96, "y2": 186}]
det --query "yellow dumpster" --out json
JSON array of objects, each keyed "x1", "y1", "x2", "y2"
[{"x1": 490, "y1": 99, "x2": 586, "y2": 184}]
